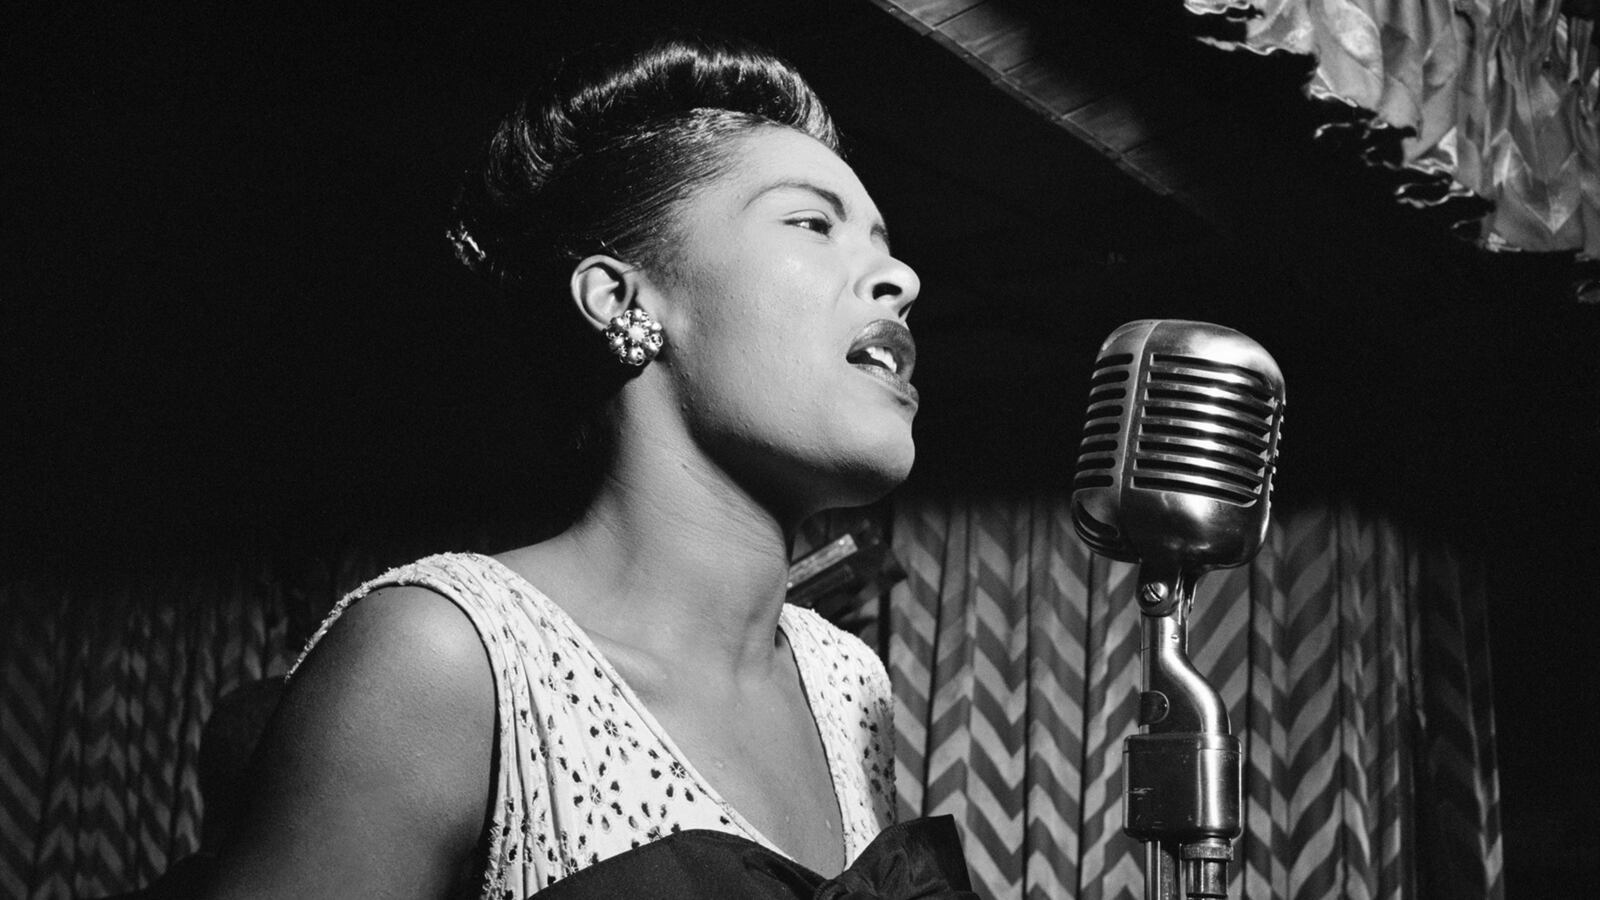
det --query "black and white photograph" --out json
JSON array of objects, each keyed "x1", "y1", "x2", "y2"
[{"x1": 5, "y1": 1, "x2": 1596, "y2": 897}]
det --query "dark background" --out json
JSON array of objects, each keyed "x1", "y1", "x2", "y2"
[{"x1": 6, "y1": 0, "x2": 1596, "y2": 892}]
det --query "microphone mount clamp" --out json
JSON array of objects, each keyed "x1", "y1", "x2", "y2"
[{"x1": 1126, "y1": 564, "x2": 1241, "y2": 900}]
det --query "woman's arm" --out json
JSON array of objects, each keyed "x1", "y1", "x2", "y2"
[{"x1": 202, "y1": 586, "x2": 496, "y2": 899}]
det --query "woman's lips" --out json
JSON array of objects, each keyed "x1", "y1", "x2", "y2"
[
  {"x1": 851, "y1": 358, "x2": 921, "y2": 406},
  {"x1": 846, "y1": 319, "x2": 917, "y2": 380},
  {"x1": 846, "y1": 319, "x2": 919, "y2": 407}
]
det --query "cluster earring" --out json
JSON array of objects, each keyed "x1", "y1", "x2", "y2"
[{"x1": 604, "y1": 308, "x2": 665, "y2": 366}]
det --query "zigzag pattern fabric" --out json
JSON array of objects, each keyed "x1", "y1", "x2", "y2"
[
  {"x1": 0, "y1": 566, "x2": 290, "y2": 899},
  {"x1": 887, "y1": 495, "x2": 1503, "y2": 900},
  {"x1": 0, "y1": 499, "x2": 1501, "y2": 897}
]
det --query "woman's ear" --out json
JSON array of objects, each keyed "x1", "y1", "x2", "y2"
[{"x1": 570, "y1": 255, "x2": 642, "y2": 332}]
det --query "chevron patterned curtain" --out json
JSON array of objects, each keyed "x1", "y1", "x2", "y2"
[
  {"x1": 1, "y1": 500, "x2": 1502, "y2": 898},
  {"x1": 0, "y1": 565, "x2": 292, "y2": 899},
  {"x1": 887, "y1": 494, "x2": 1503, "y2": 900}
]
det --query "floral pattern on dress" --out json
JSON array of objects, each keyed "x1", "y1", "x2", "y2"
[{"x1": 293, "y1": 552, "x2": 896, "y2": 898}]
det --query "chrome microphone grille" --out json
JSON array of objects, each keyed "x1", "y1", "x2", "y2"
[
  {"x1": 1072, "y1": 320, "x2": 1285, "y2": 568},
  {"x1": 1072, "y1": 352, "x2": 1133, "y2": 493},
  {"x1": 1132, "y1": 354, "x2": 1279, "y2": 506}
]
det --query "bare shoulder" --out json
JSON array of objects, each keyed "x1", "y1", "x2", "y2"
[
  {"x1": 205, "y1": 585, "x2": 495, "y2": 899},
  {"x1": 293, "y1": 583, "x2": 494, "y2": 705}
]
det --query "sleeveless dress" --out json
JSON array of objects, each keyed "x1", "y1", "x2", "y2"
[{"x1": 291, "y1": 552, "x2": 899, "y2": 898}]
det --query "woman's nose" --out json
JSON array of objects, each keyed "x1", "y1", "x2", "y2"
[{"x1": 861, "y1": 252, "x2": 921, "y2": 319}]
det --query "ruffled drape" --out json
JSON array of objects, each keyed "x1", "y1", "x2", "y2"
[
  {"x1": 1185, "y1": 0, "x2": 1600, "y2": 258},
  {"x1": 886, "y1": 495, "x2": 1503, "y2": 899}
]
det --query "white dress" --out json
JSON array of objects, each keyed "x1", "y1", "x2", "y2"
[{"x1": 292, "y1": 552, "x2": 897, "y2": 898}]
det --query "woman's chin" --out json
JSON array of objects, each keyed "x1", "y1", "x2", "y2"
[
  {"x1": 721, "y1": 424, "x2": 916, "y2": 518},
  {"x1": 876, "y1": 440, "x2": 916, "y2": 490},
  {"x1": 818, "y1": 440, "x2": 915, "y2": 510}
]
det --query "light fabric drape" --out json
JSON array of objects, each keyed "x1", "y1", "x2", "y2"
[
  {"x1": 887, "y1": 495, "x2": 1503, "y2": 900},
  {"x1": 1185, "y1": 0, "x2": 1599, "y2": 258}
]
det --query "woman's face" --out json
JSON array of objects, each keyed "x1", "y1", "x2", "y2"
[{"x1": 645, "y1": 126, "x2": 922, "y2": 516}]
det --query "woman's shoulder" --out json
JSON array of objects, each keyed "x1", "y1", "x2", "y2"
[
  {"x1": 207, "y1": 571, "x2": 497, "y2": 897},
  {"x1": 288, "y1": 572, "x2": 499, "y2": 735},
  {"x1": 294, "y1": 551, "x2": 559, "y2": 672},
  {"x1": 344, "y1": 551, "x2": 529, "y2": 608}
]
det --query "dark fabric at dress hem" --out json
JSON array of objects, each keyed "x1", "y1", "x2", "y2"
[{"x1": 531, "y1": 815, "x2": 976, "y2": 899}]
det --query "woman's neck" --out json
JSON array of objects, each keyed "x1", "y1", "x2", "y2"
[{"x1": 517, "y1": 427, "x2": 801, "y2": 681}]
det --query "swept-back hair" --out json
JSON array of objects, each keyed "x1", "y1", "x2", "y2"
[{"x1": 451, "y1": 35, "x2": 838, "y2": 293}]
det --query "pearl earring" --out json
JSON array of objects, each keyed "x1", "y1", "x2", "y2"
[{"x1": 604, "y1": 308, "x2": 665, "y2": 366}]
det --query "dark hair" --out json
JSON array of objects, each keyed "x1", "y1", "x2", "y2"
[
  {"x1": 447, "y1": 37, "x2": 840, "y2": 526},
  {"x1": 450, "y1": 35, "x2": 839, "y2": 292}
]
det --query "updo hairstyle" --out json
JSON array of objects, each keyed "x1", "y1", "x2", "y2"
[
  {"x1": 450, "y1": 35, "x2": 840, "y2": 296},
  {"x1": 448, "y1": 37, "x2": 841, "y2": 518}
]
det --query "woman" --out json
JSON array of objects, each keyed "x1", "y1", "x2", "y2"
[{"x1": 204, "y1": 36, "x2": 968, "y2": 899}]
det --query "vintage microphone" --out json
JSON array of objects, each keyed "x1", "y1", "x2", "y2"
[{"x1": 1070, "y1": 320, "x2": 1285, "y2": 900}]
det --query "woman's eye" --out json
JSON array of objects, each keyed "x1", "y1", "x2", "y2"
[{"x1": 789, "y1": 215, "x2": 833, "y2": 235}]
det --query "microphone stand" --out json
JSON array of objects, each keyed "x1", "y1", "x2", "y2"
[
  {"x1": 1067, "y1": 317, "x2": 1283, "y2": 899},
  {"x1": 1126, "y1": 565, "x2": 1241, "y2": 900}
]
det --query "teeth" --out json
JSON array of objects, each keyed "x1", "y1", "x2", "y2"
[{"x1": 863, "y1": 345, "x2": 899, "y2": 375}]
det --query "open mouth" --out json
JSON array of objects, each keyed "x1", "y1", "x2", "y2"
[
  {"x1": 846, "y1": 319, "x2": 919, "y2": 404},
  {"x1": 847, "y1": 344, "x2": 904, "y2": 376}
]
